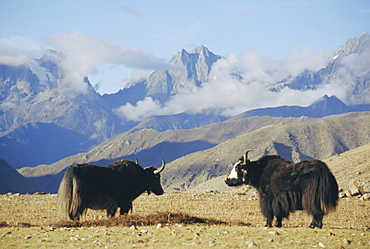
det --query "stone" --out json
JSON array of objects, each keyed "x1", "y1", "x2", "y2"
[
  {"x1": 129, "y1": 225, "x2": 137, "y2": 230},
  {"x1": 268, "y1": 230, "x2": 280, "y2": 235},
  {"x1": 318, "y1": 242, "x2": 326, "y2": 247},
  {"x1": 349, "y1": 181, "x2": 361, "y2": 196},
  {"x1": 246, "y1": 241, "x2": 256, "y2": 247},
  {"x1": 360, "y1": 193, "x2": 370, "y2": 200},
  {"x1": 353, "y1": 180, "x2": 370, "y2": 194},
  {"x1": 343, "y1": 238, "x2": 351, "y2": 244},
  {"x1": 344, "y1": 190, "x2": 352, "y2": 197}
]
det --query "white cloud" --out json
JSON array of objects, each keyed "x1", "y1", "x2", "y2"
[
  {"x1": 116, "y1": 47, "x2": 364, "y2": 122},
  {"x1": 48, "y1": 31, "x2": 168, "y2": 94},
  {"x1": 0, "y1": 35, "x2": 41, "y2": 66},
  {"x1": 127, "y1": 69, "x2": 152, "y2": 84},
  {"x1": 0, "y1": 51, "x2": 36, "y2": 67},
  {"x1": 114, "y1": 97, "x2": 161, "y2": 122}
]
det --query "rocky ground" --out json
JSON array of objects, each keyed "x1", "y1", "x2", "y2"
[{"x1": 0, "y1": 191, "x2": 369, "y2": 248}]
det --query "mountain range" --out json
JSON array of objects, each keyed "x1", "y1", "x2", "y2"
[
  {"x1": 270, "y1": 32, "x2": 370, "y2": 104},
  {"x1": 1, "y1": 33, "x2": 370, "y2": 193}
]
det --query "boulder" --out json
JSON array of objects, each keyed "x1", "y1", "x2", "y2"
[
  {"x1": 353, "y1": 180, "x2": 370, "y2": 194},
  {"x1": 349, "y1": 180, "x2": 362, "y2": 196}
]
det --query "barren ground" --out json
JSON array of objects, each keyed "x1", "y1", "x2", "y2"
[{"x1": 0, "y1": 192, "x2": 369, "y2": 248}]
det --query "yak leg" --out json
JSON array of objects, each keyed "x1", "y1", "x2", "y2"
[
  {"x1": 264, "y1": 214, "x2": 274, "y2": 228},
  {"x1": 260, "y1": 197, "x2": 274, "y2": 227},
  {"x1": 107, "y1": 205, "x2": 118, "y2": 218},
  {"x1": 69, "y1": 204, "x2": 85, "y2": 220},
  {"x1": 309, "y1": 214, "x2": 323, "y2": 229},
  {"x1": 69, "y1": 214, "x2": 80, "y2": 221},
  {"x1": 307, "y1": 201, "x2": 324, "y2": 228},
  {"x1": 274, "y1": 216, "x2": 283, "y2": 227},
  {"x1": 119, "y1": 201, "x2": 133, "y2": 214}
]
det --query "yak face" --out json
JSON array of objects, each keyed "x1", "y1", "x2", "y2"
[
  {"x1": 225, "y1": 160, "x2": 248, "y2": 186},
  {"x1": 144, "y1": 158, "x2": 166, "y2": 195},
  {"x1": 225, "y1": 150, "x2": 252, "y2": 187}
]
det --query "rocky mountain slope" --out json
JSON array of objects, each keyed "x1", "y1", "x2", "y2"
[
  {"x1": 19, "y1": 111, "x2": 370, "y2": 193},
  {"x1": 0, "y1": 122, "x2": 92, "y2": 168},
  {"x1": 161, "y1": 113, "x2": 370, "y2": 192},
  {"x1": 0, "y1": 47, "x2": 224, "y2": 168},
  {"x1": 106, "y1": 46, "x2": 221, "y2": 105},
  {"x1": 0, "y1": 159, "x2": 37, "y2": 194},
  {"x1": 270, "y1": 32, "x2": 370, "y2": 104},
  {"x1": 1, "y1": 33, "x2": 370, "y2": 170},
  {"x1": 22, "y1": 95, "x2": 364, "y2": 179}
]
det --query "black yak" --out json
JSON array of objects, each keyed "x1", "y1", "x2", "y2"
[
  {"x1": 57, "y1": 158, "x2": 165, "y2": 220},
  {"x1": 225, "y1": 151, "x2": 338, "y2": 228}
]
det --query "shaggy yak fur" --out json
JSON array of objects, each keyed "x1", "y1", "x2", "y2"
[
  {"x1": 225, "y1": 152, "x2": 338, "y2": 228},
  {"x1": 57, "y1": 159, "x2": 165, "y2": 220}
]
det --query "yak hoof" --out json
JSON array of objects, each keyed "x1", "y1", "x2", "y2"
[
  {"x1": 309, "y1": 223, "x2": 323, "y2": 229},
  {"x1": 275, "y1": 222, "x2": 282, "y2": 227}
]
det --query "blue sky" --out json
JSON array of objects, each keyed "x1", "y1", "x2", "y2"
[{"x1": 1, "y1": 0, "x2": 370, "y2": 94}]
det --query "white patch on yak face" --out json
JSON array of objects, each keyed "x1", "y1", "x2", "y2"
[{"x1": 227, "y1": 161, "x2": 241, "y2": 180}]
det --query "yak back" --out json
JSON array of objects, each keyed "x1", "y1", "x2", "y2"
[
  {"x1": 106, "y1": 160, "x2": 152, "y2": 199},
  {"x1": 246, "y1": 155, "x2": 290, "y2": 188},
  {"x1": 70, "y1": 162, "x2": 147, "y2": 204},
  {"x1": 107, "y1": 160, "x2": 144, "y2": 174},
  {"x1": 255, "y1": 155, "x2": 332, "y2": 196}
]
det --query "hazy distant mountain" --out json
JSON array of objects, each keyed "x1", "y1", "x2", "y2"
[
  {"x1": 0, "y1": 50, "x2": 123, "y2": 140},
  {"x1": 231, "y1": 95, "x2": 370, "y2": 119},
  {"x1": 125, "y1": 112, "x2": 227, "y2": 134},
  {"x1": 19, "y1": 114, "x2": 317, "y2": 180},
  {"x1": 0, "y1": 50, "x2": 125, "y2": 168},
  {"x1": 270, "y1": 33, "x2": 370, "y2": 104},
  {"x1": 103, "y1": 46, "x2": 222, "y2": 105},
  {"x1": 0, "y1": 159, "x2": 37, "y2": 194},
  {"x1": 2, "y1": 33, "x2": 370, "y2": 174},
  {"x1": 0, "y1": 122, "x2": 92, "y2": 168},
  {"x1": 18, "y1": 110, "x2": 370, "y2": 193}
]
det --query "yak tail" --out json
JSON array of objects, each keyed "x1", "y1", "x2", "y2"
[
  {"x1": 320, "y1": 166, "x2": 339, "y2": 214},
  {"x1": 57, "y1": 168, "x2": 83, "y2": 220},
  {"x1": 304, "y1": 161, "x2": 339, "y2": 215}
]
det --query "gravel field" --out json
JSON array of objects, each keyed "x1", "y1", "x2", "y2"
[{"x1": 0, "y1": 192, "x2": 369, "y2": 248}]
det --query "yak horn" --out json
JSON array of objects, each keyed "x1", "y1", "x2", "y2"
[
  {"x1": 153, "y1": 158, "x2": 166, "y2": 174},
  {"x1": 135, "y1": 158, "x2": 139, "y2": 165},
  {"x1": 243, "y1": 150, "x2": 252, "y2": 165}
]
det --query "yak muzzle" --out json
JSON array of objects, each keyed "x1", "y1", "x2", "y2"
[{"x1": 225, "y1": 177, "x2": 242, "y2": 187}]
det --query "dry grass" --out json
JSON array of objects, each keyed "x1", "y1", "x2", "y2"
[
  {"x1": 0, "y1": 192, "x2": 369, "y2": 248},
  {"x1": 0, "y1": 192, "x2": 369, "y2": 229}
]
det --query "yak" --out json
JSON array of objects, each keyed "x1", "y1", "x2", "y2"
[
  {"x1": 225, "y1": 151, "x2": 338, "y2": 228},
  {"x1": 57, "y1": 158, "x2": 165, "y2": 220}
]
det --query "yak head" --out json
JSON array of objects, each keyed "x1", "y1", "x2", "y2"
[
  {"x1": 225, "y1": 150, "x2": 252, "y2": 186},
  {"x1": 144, "y1": 158, "x2": 166, "y2": 195}
]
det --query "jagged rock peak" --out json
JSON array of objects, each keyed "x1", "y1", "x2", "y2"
[
  {"x1": 171, "y1": 46, "x2": 221, "y2": 64},
  {"x1": 190, "y1": 45, "x2": 211, "y2": 55},
  {"x1": 310, "y1": 95, "x2": 346, "y2": 107},
  {"x1": 39, "y1": 49, "x2": 65, "y2": 63},
  {"x1": 334, "y1": 32, "x2": 370, "y2": 58}
]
